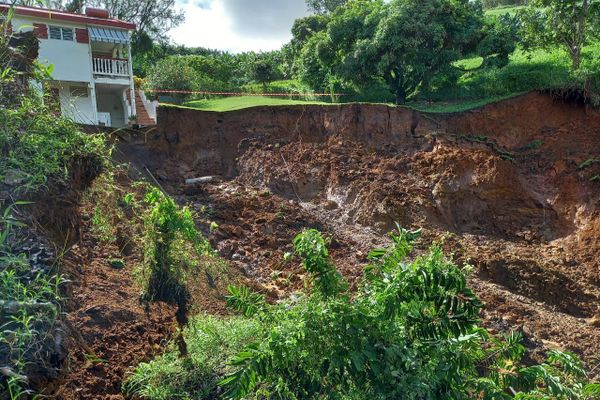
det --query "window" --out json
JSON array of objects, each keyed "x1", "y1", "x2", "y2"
[
  {"x1": 49, "y1": 26, "x2": 74, "y2": 41},
  {"x1": 70, "y1": 86, "x2": 88, "y2": 98}
]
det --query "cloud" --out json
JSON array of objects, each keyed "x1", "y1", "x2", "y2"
[
  {"x1": 169, "y1": 0, "x2": 309, "y2": 53},
  {"x1": 222, "y1": 0, "x2": 307, "y2": 38}
]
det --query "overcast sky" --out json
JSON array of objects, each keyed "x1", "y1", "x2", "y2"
[{"x1": 169, "y1": 0, "x2": 310, "y2": 53}]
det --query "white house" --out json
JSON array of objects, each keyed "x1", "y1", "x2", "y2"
[{"x1": 0, "y1": 4, "x2": 151, "y2": 128}]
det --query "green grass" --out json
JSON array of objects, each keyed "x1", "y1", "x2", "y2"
[
  {"x1": 424, "y1": 44, "x2": 600, "y2": 103},
  {"x1": 406, "y1": 93, "x2": 523, "y2": 113},
  {"x1": 485, "y1": 5, "x2": 526, "y2": 17},
  {"x1": 123, "y1": 315, "x2": 261, "y2": 400},
  {"x1": 177, "y1": 96, "x2": 329, "y2": 112}
]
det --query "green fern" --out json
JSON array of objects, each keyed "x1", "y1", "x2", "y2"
[{"x1": 226, "y1": 285, "x2": 266, "y2": 317}]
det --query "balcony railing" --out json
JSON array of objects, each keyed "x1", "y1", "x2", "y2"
[{"x1": 92, "y1": 57, "x2": 129, "y2": 78}]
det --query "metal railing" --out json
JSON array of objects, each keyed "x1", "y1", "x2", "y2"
[{"x1": 92, "y1": 57, "x2": 129, "y2": 77}]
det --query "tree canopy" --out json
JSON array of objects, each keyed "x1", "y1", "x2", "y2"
[
  {"x1": 305, "y1": 0, "x2": 349, "y2": 14},
  {"x1": 297, "y1": 0, "x2": 516, "y2": 104},
  {"x1": 519, "y1": 0, "x2": 600, "y2": 70}
]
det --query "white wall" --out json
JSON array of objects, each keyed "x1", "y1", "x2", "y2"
[
  {"x1": 10, "y1": 15, "x2": 133, "y2": 126},
  {"x1": 52, "y1": 82, "x2": 96, "y2": 125},
  {"x1": 12, "y1": 16, "x2": 93, "y2": 83},
  {"x1": 96, "y1": 88, "x2": 126, "y2": 128}
]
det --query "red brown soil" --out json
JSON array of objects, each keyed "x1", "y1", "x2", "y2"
[
  {"x1": 40, "y1": 176, "x2": 179, "y2": 400},
  {"x1": 39, "y1": 92, "x2": 599, "y2": 398},
  {"x1": 137, "y1": 92, "x2": 599, "y2": 369}
]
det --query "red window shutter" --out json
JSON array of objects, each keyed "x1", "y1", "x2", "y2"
[
  {"x1": 33, "y1": 23, "x2": 48, "y2": 39},
  {"x1": 75, "y1": 28, "x2": 89, "y2": 43}
]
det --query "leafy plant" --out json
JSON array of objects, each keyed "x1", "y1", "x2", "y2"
[
  {"x1": 0, "y1": 202, "x2": 64, "y2": 399},
  {"x1": 293, "y1": 229, "x2": 347, "y2": 297},
  {"x1": 0, "y1": 96, "x2": 106, "y2": 192},
  {"x1": 125, "y1": 227, "x2": 599, "y2": 400},
  {"x1": 226, "y1": 285, "x2": 266, "y2": 317},
  {"x1": 140, "y1": 187, "x2": 206, "y2": 305}
]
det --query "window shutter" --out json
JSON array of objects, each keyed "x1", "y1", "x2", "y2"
[
  {"x1": 48, "y1": 26, "x2": 61, "y2": 39},
  {"x1": 61, "y1": 27, "x2": 74, "y2": 41},
  {"x1": 33, "y1": 23, "x2": 48, "y2": 39},
  {"x1": 75, "y1": 28, "x2": 89, "y2": 43}
]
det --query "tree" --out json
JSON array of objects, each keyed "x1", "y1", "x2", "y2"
[
  {"x1": 249, "y1": 58, "x2": 277, "y2": 90},
  {"x1": 144, "y1": 56, "x2": 199, "y2": 103},
  {"x1": 88, "y1": 0, "x2": 184, "y2": 40},
  {"x1": 476, "y1": 14, "x2": 520, "y2": 68},
  {"x1": 305, "y1": 0, "x2": 348, "y2": 14},
  {"x1": 519, "y1": 0, "x2": 600, "y2": 70},
  {"x1": 318, "y1": 0, "x2": 486, "y2": 104}
]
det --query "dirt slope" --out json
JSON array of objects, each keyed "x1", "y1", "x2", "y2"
[{"x1": 132, "y1": 92, "x2": 599, "y2": 369}]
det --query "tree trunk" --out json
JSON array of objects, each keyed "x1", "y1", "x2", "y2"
[
  {"x1": 572, "y1": 46, "x2": 581, "y2": 70},
  {"x1": 572, "y1": 0, "x2": 588, "y2": 71},
  {"x1": 395, "y1": 86, "x2": 407, "y2": 105}
]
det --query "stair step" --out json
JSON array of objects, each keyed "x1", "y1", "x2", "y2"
[{"x1": 133, "y1": 90, "x2": 156, "y2": 126}]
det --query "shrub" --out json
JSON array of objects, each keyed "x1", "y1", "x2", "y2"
[
  {"x1": 123, "y1": 315, "x2": 261, "y2": 400},
  {"x1": 140, "y1": 188, "x2": 206, "y2": 306},
  {"x1": 0, "y1": 96, "x2": 106, "y2": 192},
  {"x1": 144, "y1": 56, "x2": 200, "y2": 103},
  {"x1": 0, "y1": 202, "x2": 65, "y2": 399},
  {"x1": 125, "y1": 225, "x2": 600, "y2": 399}
]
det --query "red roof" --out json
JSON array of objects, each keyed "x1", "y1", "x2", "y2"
[{"x1": 0, "y1": 3, "x2": 136, "y2": 30}]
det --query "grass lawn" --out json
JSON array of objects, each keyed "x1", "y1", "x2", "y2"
[
  {"x1": 485, "y1": 5, "x2": 526, "y2": 17},
  {"x1": 179, "y1": 96, "x2": 329, "y2": 111},
  {"x1": 406, "y1": 93, "x2": 524, "y2": 113},
  {"x1": 165, "y1": 93, "x2": 520, "y2": 115}
]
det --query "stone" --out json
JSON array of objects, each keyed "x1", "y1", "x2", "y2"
[{"x1": 3, "y1": 169, "x2": 28, "y2": 186}]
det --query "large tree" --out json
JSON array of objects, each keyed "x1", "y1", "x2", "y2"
[
  {"x1": 519, "y1": 0, "x2": 600, "y2": 70},
  {"x1": 315, "y1": 0, "x2": 489, "y2": 104},
  {"x1": 305, "y1": 0, "x2": 349, "y2": 14}
]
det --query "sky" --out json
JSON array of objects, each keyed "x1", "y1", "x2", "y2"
[{"x1": 169, "y1": 0, "x2": 310, "y2": 53}]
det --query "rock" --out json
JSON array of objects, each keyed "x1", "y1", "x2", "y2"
[
  {"x1": 3, "y1": 169, "x2": 28, "y2": 185},
  {"x1": 323, "y1": 200, "x2": 339, "y2": 210},
  {"x1": 588, "y1": 314, "x2": 600, "y2": 328}
]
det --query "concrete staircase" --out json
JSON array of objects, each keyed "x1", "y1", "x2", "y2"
[{"x1": 134, "y1": 91, "x2": 156, "y2": 126}]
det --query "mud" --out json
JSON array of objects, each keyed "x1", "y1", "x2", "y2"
[{"x1": 135, "y1": 92, "x2": 599, "y2": 368}]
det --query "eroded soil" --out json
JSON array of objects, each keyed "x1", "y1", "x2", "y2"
[
  {"x1": 49, "y1": 192, "x2": 178, "y2": 399},
  {"x1": 41, "y1": 92, "x2": 600, "y2": 398},
  {"x1": 145, "y1": 93, "x2": 599, "y2": 369}
]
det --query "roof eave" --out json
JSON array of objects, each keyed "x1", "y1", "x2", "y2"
[{"x1": 0, "y1": 4, "x2": 136, "y2": 30}]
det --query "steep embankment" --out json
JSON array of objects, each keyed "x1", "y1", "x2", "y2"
[{"x1": 124, "y1": 92, "x2": 599, "y2": 367}]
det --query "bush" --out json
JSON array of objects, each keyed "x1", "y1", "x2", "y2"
[
  {"x1": 139, "y1": 188, "x2": 210, "y2": 307},
  {"x1": 0, "y1": 96, "x2": 106, "y2": 192},
  {"x1": 123, "y1": 315, "x2": 261, "y2": 400},
  {"x1": 144, "y1": 56, "x2": 199, "y2": 103},
  {"x1": 126, "y1": 227, "x2": 600, "y2": 399},
  {"x1": 0, "y1": 202, "x2": 65, "y2": 399},
  {"x1": 482, "y1": 0, "x2": 528, "y2": 8}
]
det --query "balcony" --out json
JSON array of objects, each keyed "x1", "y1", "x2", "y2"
[{"x1": 92, "y1": 56, "x2": 129, "y2": 78}]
